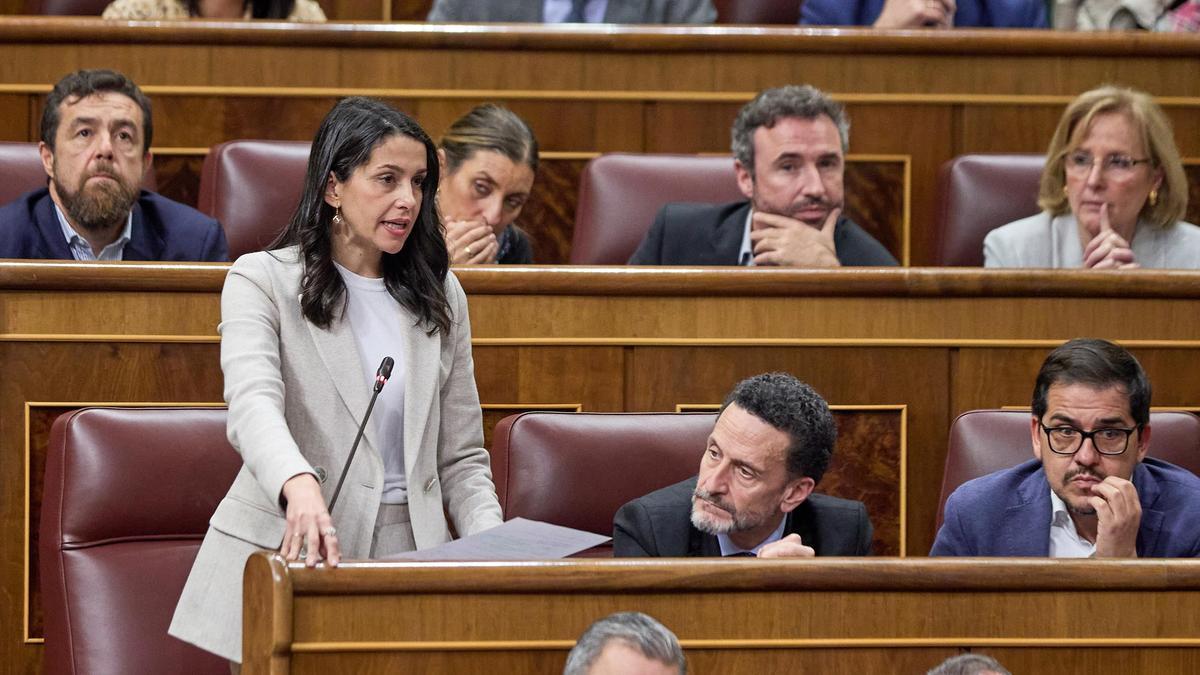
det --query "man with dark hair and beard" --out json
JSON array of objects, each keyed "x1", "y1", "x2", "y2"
[
  {"x1": 0, "y1": 69, "x2": 227, "y2": 261},
  {"x1": 613, "y1": 372, "x2": 873, "y2": 558},
  {"x1": 932, "y1": 338, "x2": 1200, "y2": 558},
  {"x1": 627, "y1": 85, "x2": 896, "y2": 267}
]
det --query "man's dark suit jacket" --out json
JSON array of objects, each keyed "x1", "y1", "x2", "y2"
[
  {"x1": 931, "y1": 458, "x2": 1200, "y2": 557},
  {"x1": 800, "y1": 0, "x2": 1047, "y2": 27},
  {"x1": 627, "y1": 201, "x2": 898, "y2": 266},
  {"x1": 0, "y1": 188, "x2": 229, "y2": 261},
  {"x1": 613, "y1": 476, "x2": 874, "y2": 557}
]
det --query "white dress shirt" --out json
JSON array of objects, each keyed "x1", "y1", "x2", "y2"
[
  {"x1": 543, "y1": 0, "x2": 608, "y2": 22},
  {"x1": 55, "y1": 203, "x2": 132, "y2": 261},
  {"x1": 1047, "y1": 489, "x2": 1096, "y2": 558},
  {"x1": 717, "y1": 515, "x2": 787, "y2": 556}
]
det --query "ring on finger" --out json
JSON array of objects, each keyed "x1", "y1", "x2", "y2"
[
  {"x1": 466, "y1": 245, "x2": 473, "y2": 256},
  {"x1": 323, "y1": 526, "x2": 337, "y2": 537},
  {"x1": 292, "y1": 532, "x2": 302, "y2": 539}
]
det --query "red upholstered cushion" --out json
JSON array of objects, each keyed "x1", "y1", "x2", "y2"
[
  {"x1": 489, "y1": 412, "x2": 716, "y2": 536},
  {"x1": 571, "y1": 154, "x2": 744, "y2": 264},
  {"x1": 40, "y1": 407, "x2": 240, "y2": 675},
  {"x1": 198, "y1": 140, "x2": 310, "y2": 260},
  {"x1": 934, "y1": 154, "x2": 1045, "y2": 266}
]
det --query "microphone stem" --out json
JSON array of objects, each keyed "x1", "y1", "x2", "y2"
[{"x1": 327, "y1": 387, "x2": 381, "y2": 515}]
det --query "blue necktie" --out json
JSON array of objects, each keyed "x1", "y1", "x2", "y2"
[
  {"x1": 567, "y1": 0, "x2": 588, "y2": 22},
  {"x1": 725, "y1": 551, "x2": 756, "y2": 557}
]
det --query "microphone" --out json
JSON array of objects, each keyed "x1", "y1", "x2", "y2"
[{"x1": 327, "y1": 356, "x2": 394, "y2": 515}]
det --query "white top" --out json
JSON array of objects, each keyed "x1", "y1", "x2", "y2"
[
  {"x1": 1047, "y1": 489, "x2": 1096, "y2": 558},
  {"x1": 335, "y1": 263, "x2": 408, "y2": 504},
  {"x1": 983, "y1": 211, "x2": 1200, "y2": 269}
]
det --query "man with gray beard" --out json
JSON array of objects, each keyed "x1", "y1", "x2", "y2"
[
  {"x1": 613, "y1": 372, "x2": 873, "y2": 558},
  {"x1": 0, "y1": 69, "x2": 227, "y2": 261}
]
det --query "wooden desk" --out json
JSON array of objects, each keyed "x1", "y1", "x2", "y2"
[
  {"x1": 2, "y1": 20, "x2": 1199, "y2": 263},
  {"x1": 242, "y1": 554, "x2": 1200, "y2": 674},
  {"x1": 6, "y1": 263, "x2": 1200, "y2": 672}
]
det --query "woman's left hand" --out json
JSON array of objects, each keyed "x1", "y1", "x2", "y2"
[
  {"x1": 445, "y1": 219, "x2": 498, "y2": 265},
  {"x1": 280, "y1": 473, "x2": 341, "y2": 567}
]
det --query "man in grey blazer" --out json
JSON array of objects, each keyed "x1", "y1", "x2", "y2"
[
  {"x1": 614, "y1": 373, "x2": 874, "y2": 558},
  {"x1": 427, "y1": 0, "x2": 716, "y2": 23}
]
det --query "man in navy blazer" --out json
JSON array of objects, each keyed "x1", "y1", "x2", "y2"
[
  {"x1": 800, "y1": 0, "x2": 1047, "y2": 28},
  {"x1": 628, "y1": 85, "x2": 897, "y2": 268},
  {"x1": 932, "y1": 339, "x2": 1200, "y2": 558},
  {"x1": 0, "y1": 69, "x2": 227, "y2": 262}
]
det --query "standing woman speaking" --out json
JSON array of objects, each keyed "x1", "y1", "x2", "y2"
[{"x1": 169, "y1": 97, "x2": 503, "y2": 666}]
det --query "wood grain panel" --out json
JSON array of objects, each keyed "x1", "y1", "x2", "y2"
[
  {"x1": 209, "y1": 46, "x2": 342, "y2": 88},
  {"x1": 389, "y1": 0, "x2": 430, "y2": 21},
  {"x1": 448, "y1": 50, "x2": 586, "y2": 90},
  {"x1": 337, "y1": 48, "x2": 454, "y2": 89},
  {"x1": 519, "y1": 158, "x2": 583, "y2": 263},
  {"x1": 959, "y1": 104, "x2": 1063, "y2": 154},
  {"x1": 0, "y1": 94, "x2": 30, "y2": 141},
  {"x1": 324, "y1": 0, "x2": 376, "y2": 21}
]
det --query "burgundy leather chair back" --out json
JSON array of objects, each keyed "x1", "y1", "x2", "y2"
[
  {"x1": 937, "y1": 409, "x2": 1200, "y2": 528},
  {"x1": 489, "y1": 412, "x2": 716, "y2": 536},
  {"x1": 40, "y1": 407, "x2": 240, "y2": 675},
  {"x1": 198, "y1": 140, "x2": 311, "y2": 259},
  {"x1": 714, "y1": 0, "x2": 802, "y2": 23},
  {"x1": 0, "y1": 141, "x2": 157, "y2": 207},
  {"x1": 935, "y1": 154, "x2": 1045, "y2": 266},
  {"x1": 571, "y1": 153, "x2": 744, "y2": 264}
]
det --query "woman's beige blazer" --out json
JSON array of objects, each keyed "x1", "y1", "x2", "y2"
[{"x1": 169, "y1": 247, "x2": 502, "y2": 662}]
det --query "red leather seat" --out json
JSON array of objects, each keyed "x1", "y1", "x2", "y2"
[
  {"x1": 934, "y1": 154, "x2": 1045, "y2": 266},
  {"x1": 40, "y1": 407, "x2": 240, "y2": 675},
  {"x1": 0, "y1": 141, "x2": 156, "y2": 207},
  {"x1": 714, "y1": 0, "x2": 802, "y2": 23},
  {"x1": 937, "y1": 409, "x2": 1200, "y2": 529},
  {"x1": 489, "y1": 412, "x2": 715, "y2": 538},
  {"x1": 198, "y1": 140, "x2": 311, "y2": 260},
  {"x1": 571, "y1": 153, "x2": 744, "y2": 264}
]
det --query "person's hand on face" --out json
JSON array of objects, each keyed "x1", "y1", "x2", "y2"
[
  {"x1": 445, "y1": 218, "x2": 498, "y2": 265},
  {"x1": 1083, "y1": 203, "x2": 1139, "y2": 269},
  {"x1": 1089, "y1": 475, "x2": 1142, "y2": 557},
  {"x1": 750, "y1": 207, "x2": 841, "y2": 268},
  {"x1": 873, "y1": 0, "x2": 956, "y2": 28},
  {"x1": 279, "y1": 473, "x2": 341, "y2": 567},
  {"x1": 757, "y1": 533, "x2": 816, "y2": 558}
]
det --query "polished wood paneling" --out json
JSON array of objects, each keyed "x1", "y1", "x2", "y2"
[
  {"x1": 244, "y1": 555, "x2": 1200, "y2": 674},
  {"x1": 8, "y1": 265, "x2": 1200, "y2": 671},
  {"x1": 3, "y1": 22, "x2": 1200, "y2": 263},
  {"x1": 388, "y1": 0, "x2": 430, "y2": 21}
]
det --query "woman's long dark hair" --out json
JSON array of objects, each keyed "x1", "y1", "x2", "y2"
[{"x1": 270, "y1": 97, "x2": 451, "y2": 335}]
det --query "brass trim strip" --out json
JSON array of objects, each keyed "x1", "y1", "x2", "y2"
[
  {"x1": 289, "y1": 636, "x2": 1200, "y2": 652},
  {"x1": 5, "y1": 84, "x2": 1200, "y2": 108},
  {"x1": 482, "y1": 403, "x2": 584, "y2": 413},
  {"x1": 0, "y1": 335, "x2": 219, "y2": 343},
  {"x1": 22, "y1": 401, "x2": 225, "y2": 643}
]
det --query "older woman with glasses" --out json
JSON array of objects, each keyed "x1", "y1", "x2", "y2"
[{"x1": 984, "y1": 85, "x2": 1200, "y2": 269}]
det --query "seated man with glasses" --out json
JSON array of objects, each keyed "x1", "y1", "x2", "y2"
[{"x1": 932, "y1": 338, "x2": 1200, "y2": 558}]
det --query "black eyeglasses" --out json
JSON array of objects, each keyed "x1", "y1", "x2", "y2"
[{"x1": 1039, "y1": 423, "x2": 1138, "y2": 456}]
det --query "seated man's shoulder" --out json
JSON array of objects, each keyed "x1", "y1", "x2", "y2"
[
  {"x1": 1142, "y1": 457, "x2": 1200, "y2": 500},
  {"x1": 656, "y1": 200, "x2": 745, "y2": 223},
  {"x1": 138, "y1": 190, "x2": 218, "y2": 229},
  {"x1": 806, "y1": 492, "x2": 867, "y2": 515},
  {"x1": 947, "y1": 458, "x2": 1043, "y2": 508}
]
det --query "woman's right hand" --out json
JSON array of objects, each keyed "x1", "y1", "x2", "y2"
[
  {"x1": 280, "y1": 473, "x2": 341, "y2": 567},
  {"x1": 445, "y1": 219, "x2": 498, "y2": 265}
]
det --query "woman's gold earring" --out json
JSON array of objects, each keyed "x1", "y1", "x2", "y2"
[
  {"x1": 1062, "y1": 185, "x2": 1069, "y2": 198},
  {"x1": 1149, "y1": 188, "x2": 1159, "y2": 207},
  {"x1": 332, "y1": 206, "x2": 344, "y2": 226}
]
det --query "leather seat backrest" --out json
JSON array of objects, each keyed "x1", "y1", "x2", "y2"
[
  {"x1": 40, "y1": 407, "x2": 240, "y2": 675},
  {"x1": 935, "y1": 154, "x2": 1045, "y2": 266},
  {"x1": 489, "y1": 412, "x2": 715, "y2": 535},
  {"x1": 198, "y1": 140, "x2": 311, "y2": 259},
  {"x1": 570, "y1": 153, "x2": 744, "y2": 264}
]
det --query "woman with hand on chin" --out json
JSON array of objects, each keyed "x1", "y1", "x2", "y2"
[
  {"x1": 169, "y1": 97, "x2": 502, "y2": 669},
  {"x1": 984, "y1": 85, "x2": 1199, "y2": 269},
  {"x1": 439, "y1": 104, "x2": 539, "y2": 265}
]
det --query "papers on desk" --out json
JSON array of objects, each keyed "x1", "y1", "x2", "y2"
[{"x1": 386, "y1": 517, "x2": 611, "y2": 561}]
